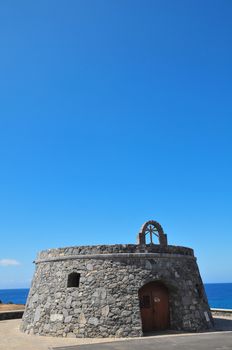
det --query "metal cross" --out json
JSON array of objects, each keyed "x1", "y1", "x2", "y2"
[{"x1": 145, "y1": 224, "x2": 158, "y2": 244}]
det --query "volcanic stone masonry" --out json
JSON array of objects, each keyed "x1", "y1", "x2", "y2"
[{"x1": 21, "y1": 220, "x2": 213, "y2": 338}]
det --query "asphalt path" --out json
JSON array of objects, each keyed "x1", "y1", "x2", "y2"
[{"x1": 53, "y1": 331, "x2": 232, "y2": 350}]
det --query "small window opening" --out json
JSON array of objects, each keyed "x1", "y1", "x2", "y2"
[{"x1": 67, "y1": 272, "x2": 80, "y2": 288}]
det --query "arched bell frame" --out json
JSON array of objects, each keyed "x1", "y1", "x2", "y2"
[{"x1": 137, "y1": 220, "x2": 168, "y2": 246}]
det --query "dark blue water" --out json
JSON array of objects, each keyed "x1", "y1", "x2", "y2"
[
  {"x1": 0, "y1": 283, "x2": 232, "y2": 308},
  {"x1": 0, "y1": 288, "x2": 29, "y2": 305},
  {"x1": 205, "y1": 283, "x2": 232, "y2": 309}
]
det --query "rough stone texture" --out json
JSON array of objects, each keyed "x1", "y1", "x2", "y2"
[{"x1": 21, "y1": 244, "x2": 213, "y2": 337}]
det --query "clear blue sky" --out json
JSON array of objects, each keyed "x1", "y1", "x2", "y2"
[{"x1": 0, "y1": 0, "x2": 231, "y2": 288}]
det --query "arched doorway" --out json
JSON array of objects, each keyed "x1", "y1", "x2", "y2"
[{"x1": 139, "y1": 281, "x2": 170, "y2": 332}]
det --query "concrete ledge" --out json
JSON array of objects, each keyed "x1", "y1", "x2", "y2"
[
  {"x1": 211, "y1": 308, "x2": 232, "y2": 317},
  {"x1": 211, "y1": 308, "x2": 232, "y2": 313},
  {"x1": 0, "y1": 310, "x2": 24, "y2": 321}
]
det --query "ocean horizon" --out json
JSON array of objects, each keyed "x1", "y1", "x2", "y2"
[{"x1": 0, "y1": 283, "x2": 232, "y2": 309}]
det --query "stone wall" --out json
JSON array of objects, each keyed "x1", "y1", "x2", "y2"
[
  {"x1": 36, "y1": 244, "x2": 194, "y2": 260},
  {"x1": 21, "y1": 244, "x2": 213, "y2": 337}
]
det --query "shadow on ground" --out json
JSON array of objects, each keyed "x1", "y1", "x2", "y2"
[
  {"x1": 52, "y1": 318, "x2": 232, "y2": 350},
  {"x1": 127, "y1": 317, "x2": 232, "y2": 337},
  {"x1": 213, "y1": 317, "x2": 232, "y2": 331}
]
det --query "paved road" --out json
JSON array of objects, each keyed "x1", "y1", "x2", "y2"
[{"x1": 53, "y1": 332, "x2": 232, "y2": 350}]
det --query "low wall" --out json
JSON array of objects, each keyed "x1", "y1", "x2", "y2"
[
  {"x1": 211, "y1": 308, "x2": 232, "y2": 318},
  {"x1": 0, "y1": 310, "x2": 24, "y2": 321},
  {"x1": 37, "y1": 244, "x2": 194, "y2": 261}
]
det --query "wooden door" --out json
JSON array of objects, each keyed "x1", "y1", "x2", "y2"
[{"x1": 139, "y1": 282, "x2": 169, "y2": 332}]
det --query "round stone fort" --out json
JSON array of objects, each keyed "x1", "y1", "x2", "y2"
[{"x1": 21, "y1": 220, "x2": 213, "y2": 337}]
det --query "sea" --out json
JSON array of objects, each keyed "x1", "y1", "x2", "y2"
[{"x1": 0, "y1": 283, "x2": 232, "y2": 309}]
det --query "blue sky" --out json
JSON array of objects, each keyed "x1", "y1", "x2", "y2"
[{"x1": 0, "y1": 1, "x2": 231, "y2": 288}]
